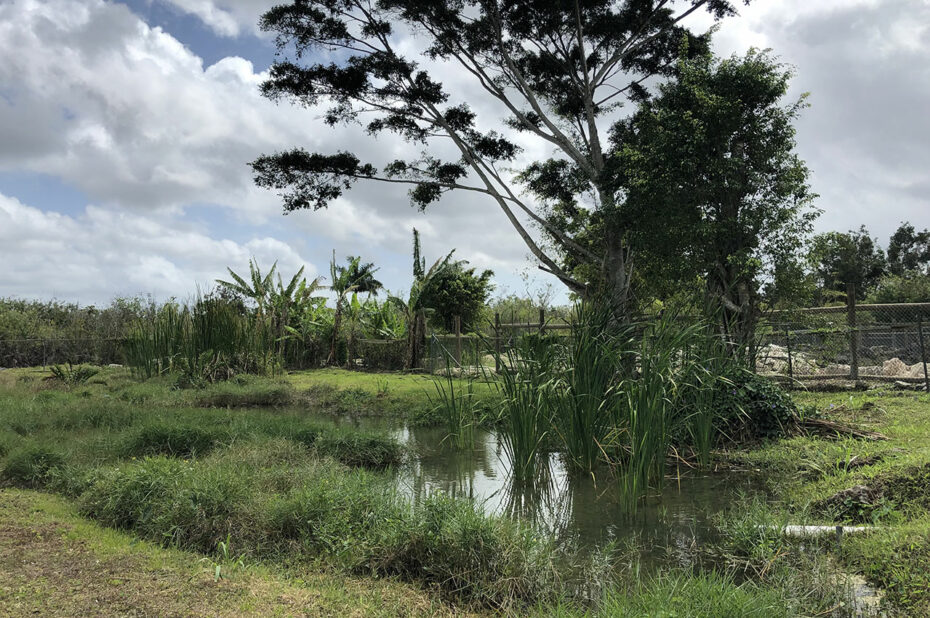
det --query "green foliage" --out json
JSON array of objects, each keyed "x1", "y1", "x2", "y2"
[
  {"x1": 595, "y1": 571, "x2": 790, "y2": 618},
  {"x1": 887, "y1": 222, "x2": 930, "y2": 276},
  {"x1": 712, "y1": 368, "x2": 800, "y2": 439},
  {"x1": 2, "y1": 446, "x2": 65, "y2": 488},
  {"x1": 420, "y1": 260, "x2": 494, "y2": 333},
  {"x1": 0, "y1": 295, "x2": 150, "y2": 367},
  {"x1": 253, "y1": 0, "x2": 749, "y2": 304},
  {"x1": 192, "y1": 381, "x2": 295, "y2": 408},
  {"x1": 809, "y1": 226, "x2": 886, "y2": 301},
  {"x1": 866, "y1": 270, "x2": 930, "y2": 305},
  {"x1": 124, "y1": 296, "x2": 277, "y2": 382},
  {"x1": 49, "y1": 363, "x2": 99, "y2": 386},
  {"x1": 550, "y1": 302, "x2": 621, "y2": 475},
  {"x1": 497, "y1": 333, "x2": 557, "y2": 483},
  {"x1": 314, "y1": 429, "x2": 404, "y2": 468},
  {"x1": 428, "y1": 369, "x2": 483, "y2": 449},
  {"x1": 614, "y1": 48, "x2": 816, "y2": 341},
  {"x1": 122, "y1": 424, "x2": 219, "y2": 459}
]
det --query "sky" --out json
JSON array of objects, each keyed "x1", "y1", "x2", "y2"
[{"x1": 0, "y1": 0, "x2": 927, "y2": 306}]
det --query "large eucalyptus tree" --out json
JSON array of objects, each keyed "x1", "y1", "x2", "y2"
[{"x1": 250, "y1": 0, "x2": 748, "y2": 318}]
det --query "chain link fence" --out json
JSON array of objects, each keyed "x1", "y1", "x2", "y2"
[
  {"x1": 757, "y1": 302, "x2": 930, "y2": 389},
  {"x1": 0, "y1": 337, "x2": 126, "y2": 368},
  {"x1": 5, "y1": 302, "x2": 928, "y2": 389}
]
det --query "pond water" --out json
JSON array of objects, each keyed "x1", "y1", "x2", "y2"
[{"x1": 320, "y1": 414, "x2": 765, "y2": 568}]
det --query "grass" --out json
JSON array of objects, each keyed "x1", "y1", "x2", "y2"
[
  {"x1": 0, "y1": 488, "x2": 459, "y2": 617},
  {"x1": 0, "y1": 364, "x2": 891, "y2": 615},
  {"x1": 730, "y1": 388, "x2": 930, "y2": 613}
]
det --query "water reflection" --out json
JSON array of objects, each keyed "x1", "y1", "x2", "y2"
[{"x1": 319, "y1": 415, "x2": 762, "y2": 567}]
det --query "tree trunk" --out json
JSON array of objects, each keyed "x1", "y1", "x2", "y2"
[{"x1": 328, "y1": 299, "x2": 343, "y2": 366}]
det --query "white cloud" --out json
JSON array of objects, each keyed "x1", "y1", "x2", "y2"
[
  {"x1": 158, "y1": 0, "x2": 269, "y2": 37},
  {"x1": 0, "y1": 192, "x2": 317, "y2": 304},
  {"x1": 2, "y1": 0, "x2": 928, "y2": 306}
]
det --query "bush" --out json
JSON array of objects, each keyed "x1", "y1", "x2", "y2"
[
  {"x1": 714, "y1": 368, "x2": 799, "y2": 439},
  {"x1": 1, "y1": 446, "x2": 65, "y2": 488},
  {"x1": 122, "y1": 424, "x2": 218, "y2": 458}
]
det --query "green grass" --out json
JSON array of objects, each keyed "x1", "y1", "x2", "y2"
[
  {"x1": 730, "y1": 388, "x2": 930, "y2": 613},
  {"x1": 0, "y1": 488, "x2": 461, "y2": 617},
  {"x1": 0, "y1": 365, "x2": 889, "y2": 615}
]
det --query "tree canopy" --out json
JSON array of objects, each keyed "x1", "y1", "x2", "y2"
[
  {"x1": 809, "y1": 226, "x2": 886, "y2": 301},
  {"x1": 606, "y1": 49, "x2": 816, "y2": 350},
  {"x1": 251, "y1": 0, "x2": 750, "y2": 316}
]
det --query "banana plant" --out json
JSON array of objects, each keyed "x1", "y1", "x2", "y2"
[
  {"x1": 326, "y1": 252, "x2": 383, "y2": 365},
  {"x1": 216, "y1": 259, "x2": 277, "y2": 318}
]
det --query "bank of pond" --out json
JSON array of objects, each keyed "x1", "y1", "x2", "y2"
[{"x1": 0, "y1": 367, "x2": 916, "y2": 615}]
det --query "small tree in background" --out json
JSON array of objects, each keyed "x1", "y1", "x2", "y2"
[
  {"x1": 421, "y1": 261, "x2": 494, "y2": 333},
  {"x1": 327, "y1": 253, "x2": 383, "y2": 365},
  {"x1": 809, "y1": 226, "x2": 886, "y2": 303},
  {"x1": 887, "y1": 222, "x2": 930, "y2": 276},
  {"x1": 390, "y1": 229, "x2": 453, "y2": 369}
]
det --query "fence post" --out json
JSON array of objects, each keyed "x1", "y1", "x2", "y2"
[
  {"x1": 918, "y1": 316, "x2": 930, "y2": 393},
  {"x1": 539, "y1": 308, "x2": 545, "y2": 334},
  {"x1": 454, "y1": 315, "x2": 462, "y2": 366},
  {"x1": 494, "y1": 312, "x2": 501, "y2": 373},
  {"x1": 784, "y1": 326, "x2": 794, "y2": 380},
  {"x1": 847, "y1": 283, "x2": 859, "y2": 381}
]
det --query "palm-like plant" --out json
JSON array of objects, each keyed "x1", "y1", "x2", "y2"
[
  {"x1": 216, "y1": 259, "x2": 277, "y2": 317},
  {"x1": 327, "y1": 252, "x2": 383, "y2": 365},
  {"x1": 390, "y1": 229, "x2": 453, "y2": 369},
  {"x1": 218, "y1": 259, "x2": 324, "y2": 363}
]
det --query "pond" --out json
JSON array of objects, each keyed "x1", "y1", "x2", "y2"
[{"x1": 320, "y1": 413, "x2": 765, "y2": 569}]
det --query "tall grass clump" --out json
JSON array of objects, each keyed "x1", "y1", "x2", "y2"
[
  {"x1": 124, "y1": 296, "x2": 277, "y2": 383},
  {"x1": 315, "y1": 427, "x2": 404, "y2": 468},
  {"x1": 428, "y1": 366, "x2": 484, "y2": 449},
  {"x1": 551, "y1": 301, "x2": 629, "y2": 476},
  {"x1": 498, "y1": 333, "x2": 559, "y2": 483},
  {"x1": 613, "y1": 315, "x2": 710, "y2": 510},
  {"x1": 1, "y1": 445, "x2": 65, "y2": 488},
  {"x1": 121, "y1": 423, "x2": 220, "y2": 458}
]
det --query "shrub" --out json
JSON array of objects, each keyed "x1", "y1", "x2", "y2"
[
  {"x1": 122, "y1": 424, "x2": 218, "y2": 458},
  {"x1": 1, "y1": 446, "x2": 65, "y2": 488},
  {"x1": 714, "y1": 368, "x2": 799, "y2": 439}
]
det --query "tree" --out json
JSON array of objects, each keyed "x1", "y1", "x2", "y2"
[
  {"x1": 421, "y1": 260, "x2": 494, "y2": 332},
  {"x1": 809, "y1": 226, "x2": 886, "y2": 302},
  {"x1": 327, "y1": 253, "x2": 383, "y2": 365},
  {"x1": 607, "y1": 49, "x2": 817, "y2": 354},
  {"x1": 250, "y1": 0, "x2": 748, "y2": 318},
  {"x1": 887, "y1": 222, "x2": 930, "y2": 276}
]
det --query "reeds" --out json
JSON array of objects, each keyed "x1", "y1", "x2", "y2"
[
  {"x1": 428, "y1": 369, "x2": 480, "y2": 449},
  {"x1": 124, "y1": 296, "x2": 277, "y2": 382},
  {"x1": 497, "y1": 333, "x2": 557, "y2": 483}
]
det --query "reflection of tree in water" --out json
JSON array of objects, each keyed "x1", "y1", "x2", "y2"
[{"x1": 403, "y1": 426, "x2": 497, "y2": 504}]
